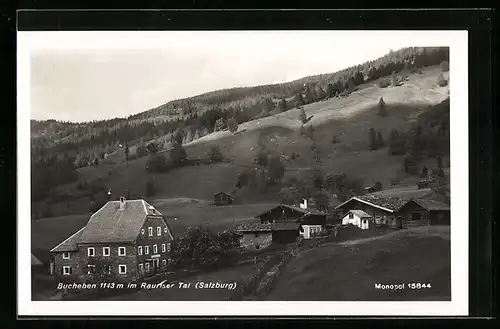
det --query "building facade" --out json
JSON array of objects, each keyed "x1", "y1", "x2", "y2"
[
  {"x1": 341, "y1": 210, "x2": 373, "y2": 230},
  {"x1": 50, "y1": 198, "x2": 174, "y2": 284}
]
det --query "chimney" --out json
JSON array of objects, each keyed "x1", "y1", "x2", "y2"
[
  {"x1": 119, "y1": 197, "x2": 126, "y2": 210},
  {"x1": 300, "y1": 198, "x2": 307, "y2": 209},
  {"x1": 149, "y1": 205, "x2": 156, "y2": 215},
  {"x1": 107, "y1": 190, "x2": 112, "y2": 201}
]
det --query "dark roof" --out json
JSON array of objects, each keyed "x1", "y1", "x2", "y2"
[
  {"x1": 411, "y1": 198, "x2": 450, "y2": 211},
  {"x1": 51, "y1": 199, "x2": 173, "y2": 251},
  {"x1": 214, "y1": 192, "x2": 232, "y2": 197},
  {"x1": 272, "y1": 222, "x2": 302, "y2": 231},
  {"x1": 237, "y1": 222, "x2": 272, "y2": 232},
  {"x1": 335, "y1": 195, "x2": 407, "y2": 212},
  {"x1": 50, "y1": 227, "x2": 86, "y2": 252},
  {"x1": 255, "y1": 204, "x2": 327, "y2": 218}
]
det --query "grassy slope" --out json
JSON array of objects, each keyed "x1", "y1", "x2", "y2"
[
  {"x1": 267, "y1": 226, "x2": 451, "y2": 301},
  {"x1": 47, "y1": 66, "x2": 448, "y2": 208}
]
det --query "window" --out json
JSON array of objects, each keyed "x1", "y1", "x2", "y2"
[
  {"x1": 103, "y1": 247, "x2": 110, "y2": 256},
  {"x1": 167, "y1": 243, "x2": 171, "y2": 252},
  {"x1": 118, "y1": 247, "x2": 126, "y2": 256},
  {"x1": 153, "y1": 244, "x2": 158, "y2": 254},
  {"x1": 87, "y1": 247, "x2": 95, "y2": 257},
  {"x1": 145, "y1": 245, "x2": 149, "y2": 254},
  {"x1": 411, "y1": 213, "x2": 422, "y2": 221},
  {"x1": 141, "y1": 229, "x2": 145, "y2": 235},
  {"x1": 138, "y1": 246, "x2": 143, "y2": 255},
  {"x1": 157, "y1": 226, "x2": 161, "y2": 236},
  {"x1": 138, "y1": 263, "x2": 144, "y2": 272},
  {"x1": 62, "y1": 252, "x2": 70, "y2": 260},
  {"x1": 118, "y1": 265, "x2": 127, "y2": 274},
  {"x1": 87, "y1": 265, "x2": 96, "y2": 274},
  {"x1": 349, "y1": 213, "x2": 354, "y2": 219},
  {"x1": 62, "y1": 266, "x2": 71, "y2": 275},
  {"x1": 164, "y1": 227, "x2": 168, "y2": 233},
  {"x1": 148, "y1": 227, "x2": 153, "y2": 237},
  {"x1": 162, "y1": 259, "x2": 167, "y2": 268},
  {"x1": 104, "y1": 265, "x2": 112, "y2": 274},
  {"x1": 145, "y1": 263, "x2": 150, "y2": 272},
  {"x1": 162, "y1": 244, "x2": 166, "y2": 253}
]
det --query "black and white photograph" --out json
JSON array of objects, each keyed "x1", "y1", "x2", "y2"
[{"x1": 18, "y1": 30, "x2": 469, "y2": 316}]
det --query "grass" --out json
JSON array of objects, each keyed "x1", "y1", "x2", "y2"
[{"x1": 267, "y1": 226, "x2": 451, "y2": 301}]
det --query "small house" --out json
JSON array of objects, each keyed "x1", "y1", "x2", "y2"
[
  {"x1": 213, "y1": 192, "x2": 233, "y2": 206},
  {"x1": 364, "y1": 186, "x2": 377, "y2": 194},
  {"x1": 335, "y1": 195, "x2": 408, "y2": 229},
  {"x1": 398, "y1": 198, "x2": 450, "y2": 229},
  {"x1": 272, "y1": 222, "x2": 302, "y2": 244},
  {"x1": 255, "y1": 204, "x2": 327, "y2": 239},
  {"x1": 236, "y1": 222, "x2": 272, "y2": 250},
  {"x1": 341, "y1": 210, "x2": 373, "y2": 230}
]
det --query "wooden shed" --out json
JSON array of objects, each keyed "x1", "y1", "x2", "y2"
[
  {"x1": 399, "y1": 198, "x2": 450, "y2": 229},
  {"x1": 272, "y1": 222, "x2": 302, "y2": 244},
  {"x1": 213, "y1": 192, "x2": 233, "y2": 206}
]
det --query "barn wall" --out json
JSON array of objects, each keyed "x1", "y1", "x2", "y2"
[
  {"x1": 400, "y1": 202, "x2": 430, "y2": 229},
  {"x1": 239, "y1": 232, "x2": 272, "y2": 250},
  {"x1": 429, "y1": 210, "x2": 451, "y2": 226},
  {"x1": 272, "y1": 230, "x2": 299, "y2": 244}
]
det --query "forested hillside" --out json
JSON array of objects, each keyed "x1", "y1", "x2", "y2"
[{"x1": 30, "y1": 47, "x2": 449, "y2": 204}]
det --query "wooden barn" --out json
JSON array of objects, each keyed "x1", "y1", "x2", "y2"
[
  {"x1": 236, "y1": 222, "x2": 273, "y2": 250},
  {"x1": 398, "y1": 198, "x2": 450, "y2": 229},
  {"x1": 213, "y1": 192, "x2": 233, "y2": 206},
  {"x1": 272, "y1": 222, "x2": 302, "y2": 244},
  {"x1": 335, "y1": 195, "x2": 408, "y2": 229}
]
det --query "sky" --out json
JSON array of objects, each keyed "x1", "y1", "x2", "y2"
[{"x1": 29, "y1": 31, "x2": 432, "y2": 122}]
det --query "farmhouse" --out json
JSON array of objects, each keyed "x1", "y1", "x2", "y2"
[
  {"x1": 255, "y1": 204, "x2": 327, "y2": 239},
  {"x1": 236, "y1": 222, "x2": 272, "y2": 250},
  {"x1": 213, "y1": 192, "x2": 233, "y2": 206},
  {"x1": 341, "y1": 210, "x2": 373, "y2": 230},
  {"x1": 398, "y1": 198, "x2": 450, "y2": 229},
  {"x1": 49, "y1": 197, "x2": 175, "y2": 284},
  {"x1": 335, "y1": 195, "x2": 408, "y2": 229}
]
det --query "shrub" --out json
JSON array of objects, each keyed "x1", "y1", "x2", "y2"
[
  {"x1": 146, "y1": 154, "x2": 169, "y2": 173},
  {"x1": 207, "y1": 145, "x2": 224, "y2": 163},
  {"x1": 227, "y1": 118, "x2": 238, "y2": 134},
  {"x1": 378, "y1": 79, "x2": 390, "y2": 88}
]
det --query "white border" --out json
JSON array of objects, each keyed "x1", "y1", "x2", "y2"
[{"x1": 18, "y1": 30, "x2": 468, "y2": 316}]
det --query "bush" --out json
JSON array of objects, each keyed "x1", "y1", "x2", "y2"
[
  {"x1": 207, "y1": 145, "x2": 223, "y2": 163},
  {"x1": 378, "y1": 79, "x2": 390, "y2": 88}
]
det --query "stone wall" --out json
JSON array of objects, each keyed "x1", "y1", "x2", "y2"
[{"x1": 239, "y1": 232, "x2": 272, "y2": 250}]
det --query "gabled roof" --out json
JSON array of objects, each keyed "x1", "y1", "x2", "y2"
[
  {"x1": 213, "y1": 192, "x2": 232, "y2": 197},
  {"x1": 335, "y1": 195, "x2": 407, "y2": 213},
  {"x1": 51, "y1": 200, "x2": 173, "y2": 251},
  {"x1": 236, "y1": 222, "x2": 272, "y2": 232},
  {"x1": 50, "y1": 226, "x2": 86, "y2": 253},
  {"x1": 345, "y1": 210, "x2": 373, "y2": 218},
  {"x1": 410, "y1": 198, "x2": 450, "y2": 211},
  {"x1": 31, "y1": 253, "x2": 43, "y2": 266},
  {"x1": 272, "y1": 222, "x2": 302, "y2": 231},
  {"x1": 78, "y1": 199, "x2": 167, "y2": 244},
  {"x1": 255, "y1": 204, "x2": 326, "y2": 218}
]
